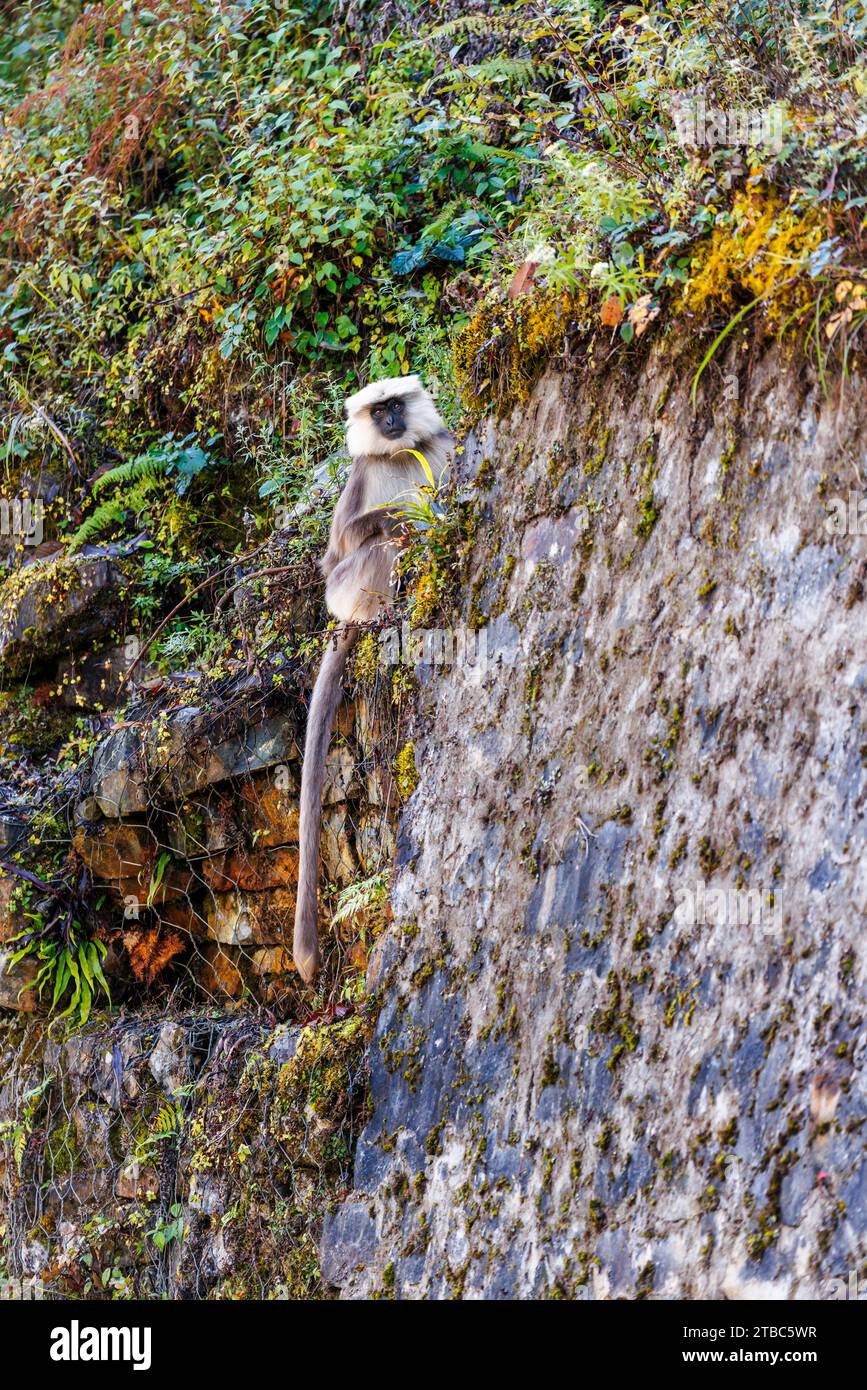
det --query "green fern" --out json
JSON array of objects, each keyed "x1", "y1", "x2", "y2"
[
  {"x1": 472, "y1": 55, "x2": 556, "y2": 87},
  {"x1": 431, "y1": 13, "x2": 524, "y2": 40},
  {"x1": 136, "y1": 1099, "x2": 181, "y2": 1159},
  {"x1": 70, "y1": 471, "x2": 164, "y2": 550},
  {"x1": 70, "y1": 436, "x2": 219, "y2": 550},
  {"x1": 332, "y1": 871, "x2": 389, "y2": 926},
  {"x1": 91, "y1": 453, "x2": 171, "y2": 495},
  {"x1": 153, "y1": 1100, "x2": 180, "y2": 1139},
  {"x1": 124, "y1": 474, "x2": 166, "y2": 516},
  {"x1": 70, "y1": 497, "x2": 131, "y2": 550},
  {"x1": 12, "y1": 1123, "x2": 26, "y2": 1174}
]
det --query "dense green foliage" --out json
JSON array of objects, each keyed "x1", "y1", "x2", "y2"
[{"x1": 1, "y1": 1, "x2": 865, "y2": 581}]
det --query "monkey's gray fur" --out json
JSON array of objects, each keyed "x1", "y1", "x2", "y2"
[{"x1": 293, "y1": 375, "x2": 452, "y2": 981}]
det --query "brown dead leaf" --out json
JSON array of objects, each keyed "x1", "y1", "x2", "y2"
[
  {"x1": 627, "y1": 293, "x2": 661, "y2": 338},
  {"x1": 508, "y1": 260, "x2": 539, "y2": 300},
  {"x1": 825, "y1": 308, "x2": 852, "y2": 339},
  {"x1": 123, "y1": 926, "x2": 187, "y2": 986},
  {"x1": 600, "y1": 294, "x2": 623, "y2": 327}
]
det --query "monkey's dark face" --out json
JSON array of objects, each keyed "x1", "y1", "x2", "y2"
[{"x1": 370, "y1": 397, "x2": 407, "y2": 441}]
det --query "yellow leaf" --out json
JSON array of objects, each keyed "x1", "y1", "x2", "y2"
[{"x1": 403, "y1": 447, "x2": 436, "y2": 488}]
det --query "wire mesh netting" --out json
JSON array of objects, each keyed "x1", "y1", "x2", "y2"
[
  {"x1": 0, "y1": 1002, "x2": 374, "y2": 1299},
  {"x1": 0, "y1": 615, "x2": 414, "y2": 1300}
]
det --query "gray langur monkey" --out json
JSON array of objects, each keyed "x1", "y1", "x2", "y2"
[{"x1": 293, "y1": 375, "x2": 452, "y2": 982}]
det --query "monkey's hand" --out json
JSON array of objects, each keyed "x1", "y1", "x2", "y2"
[
  {"x1": 378, "y1": 507, "x2": 415, "y2": 543},
  {"x1": 340, "y1": 508, "x2": 401, "y2": 555}
]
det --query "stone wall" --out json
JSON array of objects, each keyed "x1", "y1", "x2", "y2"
[
  {"x1": 0, "y1": 674, "x2": 396, "y2": 1013},
  {"x1": 0, "y1": 553, "x2": 397, "y2": 1297},
  {"x1": 321, "y1": 340, "x2": 867, "y2": 1299},
  {"x1": 3, "y1": 336, "x2": 866, "y2": 1301},
  {"x1": 0, "y1": 1007, "x2": 372, "y2": 1298}
]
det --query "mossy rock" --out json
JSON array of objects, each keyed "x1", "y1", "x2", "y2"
[{"x1": 0, "y1": 548, "x2": 128, "y2": 677}]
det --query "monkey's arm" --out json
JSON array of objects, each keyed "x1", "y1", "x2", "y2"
[
  {"x1": 340, "y1": 507, "x2": 403, "y2": 551},
  {"x1": 320, "y1": 460, "x2": 378, "y2": 575},
  {"x1": 320, "y1": 506, "x2": 403, "y2": 578}
]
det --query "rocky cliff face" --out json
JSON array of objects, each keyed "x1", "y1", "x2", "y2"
[
  {"x1": 0, "y1": 1008, "x2": 372, "y2": 1298},
  {"x1": 322, "y1": 341, "x2": 867, "y2": 1299},
  {"x1": 2, "y1": 339, "x2": 866, "y2": 1300}
]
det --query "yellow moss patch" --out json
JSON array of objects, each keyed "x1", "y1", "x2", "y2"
[
  {"x1": 0, "y1": 553, "x2": 82, "y2": 627},
  {"x1": 409, "y1": 570, "x2": 442, "y2": 628},
  {"x1": 350, "y1": 631, "x2": 379, "y2": 684},
  {"x1": 454, "y1": 286, "x2": 590, "y2": 418},
  {"x1": 681, "y1": 188, "x2": 825, "y2": 324},
  {"x1": 0, "y1": 687, "x2": 74, "y2": 756},
  {"x1": 394, "y1": 741, "x2": 419, "y2": 800},
  {"x1": 270, "y1": 1013, "x2": 372, "y2": 1159}
]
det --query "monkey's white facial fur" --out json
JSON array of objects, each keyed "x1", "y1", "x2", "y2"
[{"x1": 344, "y1": 374, "x2": 444, "y2": 458}]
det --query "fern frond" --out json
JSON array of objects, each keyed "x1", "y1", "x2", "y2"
[
  {"x1": 431, "y1": 13, "x2": 524, "y2": 40},
  {"x1": 123, "y1": 473, "x2": 165, "y2": 516},
  {"x1": 472, "y1": 55, "x2": 556, "y2": 87},
  {"x1": 92, "y1": 453, "x2": 171, "y2": 495},
  {"x1": 69, "y1": 498, "x2": 130, "y2": 550},
  {"x1": 69, "y1": 471, "x2": 165, "y2": 549},
  {"x1": 12, "y1": 1123, "x2": 26, "y2": 1174},
  {"x1": 332, "y1": 871, "x2": 389, "y2": 926},
  {"x1": 153, "y1": 1101, "x2": 179, "y2": 1138}
]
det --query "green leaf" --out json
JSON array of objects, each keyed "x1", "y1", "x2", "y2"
[
  {"x1": 52, "y1": 955, "x2": 71, "y2": 1010},
  {"x1": 147, "y1": 852, "x2": 172, "y2": 907}
]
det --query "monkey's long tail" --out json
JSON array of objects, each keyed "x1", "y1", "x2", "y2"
[{"x1": 294, "y1": 624, "x2": 358, "y2": 982}]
